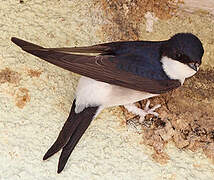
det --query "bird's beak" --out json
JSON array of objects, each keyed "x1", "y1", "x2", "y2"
[{"x1": 188, "y1": 62, "x2": 199, "y2": 71}]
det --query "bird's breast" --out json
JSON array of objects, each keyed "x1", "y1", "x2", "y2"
[{"x1": 75, "y1": 77, "x2": 158, "y2": 113}]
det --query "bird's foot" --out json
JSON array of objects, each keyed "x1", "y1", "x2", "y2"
[
  {"x1": 124, "y1": 100, "x2": 161, "y2": 124},
  {"x1": 139, "y1": 100, "x2": 161, "y2": 123}
]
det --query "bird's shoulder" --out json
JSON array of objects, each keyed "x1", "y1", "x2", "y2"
[{"x1": 100, "y1": 41, "x2": 169, "y2": 81}]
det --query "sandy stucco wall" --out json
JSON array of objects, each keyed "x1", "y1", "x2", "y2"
[{"x1": 0, "y1": 0, "x2": 214, "y2": 180}]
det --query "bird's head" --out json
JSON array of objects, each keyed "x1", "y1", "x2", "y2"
[{"x1": 160, "y1": 33, "x2": 204, "y2": 83}]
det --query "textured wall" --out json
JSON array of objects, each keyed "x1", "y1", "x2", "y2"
[
  {"x1": 182, "y1": 0, "x2": 214, "y2": 15},
  {"x1": 0, "y1": 0, "x2": 214, "y2": 180}
]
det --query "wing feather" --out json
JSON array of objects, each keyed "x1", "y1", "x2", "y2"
[{"x1": 11, "y1": 37, "x2": 181, "y2": 94}]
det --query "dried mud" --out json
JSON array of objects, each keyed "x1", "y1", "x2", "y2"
[
  {"x1": 96, "y1": 0, "x2": 183, "y2": 41},
  {"x1": 121, "y1": 69, "x2": 214, "y2": 164},
  {"x1": 0, "y1": 68, "x2": 20, "y2": 84},
  {"x1": 15, "y1": 87, "x2": 31, "y2": 109},
  {"x1": 27, "y1": 69, "x2": 42, "y2": 78}
]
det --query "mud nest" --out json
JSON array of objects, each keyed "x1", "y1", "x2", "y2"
[{"x1": 121, "y1": 70, "x2": 214, "y2": 164}]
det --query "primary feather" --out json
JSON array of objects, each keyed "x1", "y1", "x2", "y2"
[{"x1": 11, "y1": 37, "x2": 181, "y2": 94}]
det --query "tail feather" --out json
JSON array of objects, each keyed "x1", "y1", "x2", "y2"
[
  {"x1": 57, "y1": 110, "x2": 96, "y2": 173},
  {"x1": 43, "y1": 100, "x2": 81, "y2": 160},
  {"x1": 43, "y1": 99, "x2": 98, "y2": 173}
]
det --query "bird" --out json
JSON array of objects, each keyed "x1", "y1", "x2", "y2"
[{"x1": 11, "y1": 33, "x2": 204, "y2": 173}]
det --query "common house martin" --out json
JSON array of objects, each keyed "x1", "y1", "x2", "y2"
[{"x1": 11, "y1": 33, "x2": 204, "y2": 173}]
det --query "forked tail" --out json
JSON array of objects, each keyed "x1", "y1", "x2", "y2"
[{"x1": 43, "y1": 99, "x2": 98, "y2": 173}]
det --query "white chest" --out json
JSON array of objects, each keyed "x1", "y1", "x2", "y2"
[
  {"x1": 75, "y1": 77, "x2": 157, "y2": 113},
  {"x1": 161, "y1": 56, "x2": 197, "y2": 84}
]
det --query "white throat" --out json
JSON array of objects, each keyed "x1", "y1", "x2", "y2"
[{"x1": 161, "y1": 56, "x2": 198, "y2": 84}]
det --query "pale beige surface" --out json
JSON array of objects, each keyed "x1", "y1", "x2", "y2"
[
  {"x1": 0, "y1": 0, "x2": 214, "y2": 180},
  {"x1": 182, "y1": 0, "x2": 214, "y2": 16}
]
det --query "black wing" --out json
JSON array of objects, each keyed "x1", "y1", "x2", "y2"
[{"x1": 11, "y1": 37, "x2": 181, "y2": 94}]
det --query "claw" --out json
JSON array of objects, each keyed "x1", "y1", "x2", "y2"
[
  {"x1": 124, "y1": 100, "x2": 161, "y2": 124},
  {"x1": 144, "y1": 100, "x2": 151, "y2": 110}
]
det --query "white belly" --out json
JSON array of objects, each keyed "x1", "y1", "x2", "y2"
[{"x1": 75, "y1": 77, "x2": 158, "y2": 113}]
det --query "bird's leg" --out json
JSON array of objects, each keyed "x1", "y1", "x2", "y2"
[{"x1": 124, "y1": 100, "x2": 161, "y2": 123}]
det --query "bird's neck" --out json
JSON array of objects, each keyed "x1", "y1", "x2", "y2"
[{"x1": 161, "y1": 56, "x2": 197, "y2": 84}]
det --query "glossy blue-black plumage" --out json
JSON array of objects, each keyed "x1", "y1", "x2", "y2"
[
  {"x1": 103, "y1": 41, "x2": 170, "y2": 81},
  {"x1": 161, "y1": 33, "x2": 204, "y2": 64},
  {"x1": 12, "y1": 33, "x2": 204, "y2": 94},
  {"x1": 101, "y1": 33, "x2": 204, "y2": 81}
]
